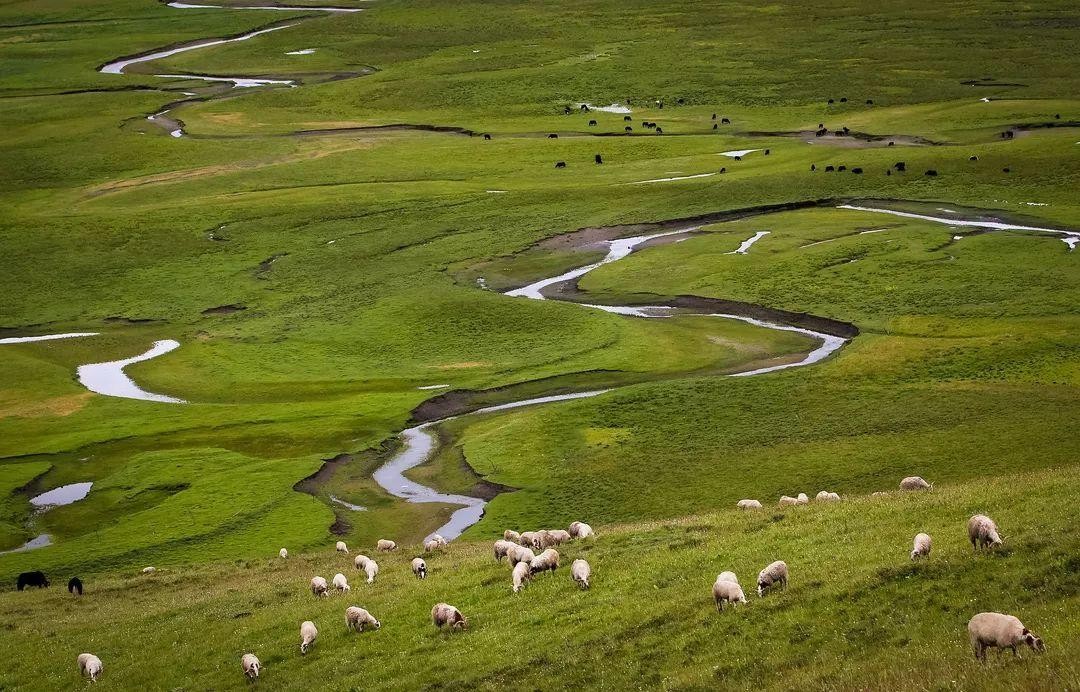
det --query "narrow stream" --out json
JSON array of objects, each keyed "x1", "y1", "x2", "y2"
[{"x1": 76, "y1": 340, "x2": 186, "y2": 404}]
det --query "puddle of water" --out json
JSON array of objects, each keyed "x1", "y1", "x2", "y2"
[
  {"x1": 329, "y1": 495, "x2": 366, "y2": 511},
  {"x1": 577, "y1": 102, "x2": 631, "y2": 114},
  {"x1": 0, "y1": 534, "x2": 52, "y2": 555},
  {"x1": 718, "y1": 149, "x2": 760, "y2": 158},
  {"x1": 76, "y1": 340, "x2": 186, "y2": 404},
  {"x1": 1064, "y1": 237, "x2": 1079, "y2": 251},
  {"x1": 417, "y1": 384, "x2": 450, "y2": 390},
  {"x1": 0, "y1": 332, "x2": 98, "y2": 345},
  {"x1": 30, "y1": 482, "x2": 93, "y2": 509},
  {"x1": 726, "y1": 231, "x2": 770, "y2": 255},
  {"x1": 628, "y1": 172, "x2": 715, "y2": 184},
  {"x1": 169, "y1": 129, "x2": 184, "y2": 138},
  {"x1": 286, "y1": 48, "x2": 317, "y2": 55}
]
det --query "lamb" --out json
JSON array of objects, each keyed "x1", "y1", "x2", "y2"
[
  {"x1": 504, "y1": 529, "x2": 522, "y2": 543},
  {"x1": 899, "y1": 476, "x2": 932, "y2": 491},
  {"x1": 737, "y1": 499, "x2": 762, "y2": 510},
  {"x1": 364, "y1": 558, "x2": 380, "y2": 584},
  {"x1": 376, "y1": 539, "x2": 397, "y2": 552},
  {"x1": 507, "y1": 544, "x2": 536, "y2": 566},
  {"x1": 967, "y1": 612, "x2": 1044, "y2": 661},
  {"x1": 431, "y1": 603, "x2": 467, "y2": 630},
  {"x1": 778, "y1": 495, "x2": 799, "y2": 507},
  {"x1": 300, "y1": 621, "x2": 318, "y2": 654},
  {"x1": 77, "y1": 653, "x2": 102, "y2": 682},
  {"x1": 332, "y1": 573, "x2": 350, "y2": 593},
  {"x1": 241, "y1": 653, "x2": 260, "y2": 680},
  {"x1": 713, "y1": 576, "x2": 747, "y2": 611},
  {"x1": 815, "y1": 491, "x2": 841, "y2": 502},
  {"x1": 353, "y1": 554, "x2": 371, "y2": 570},
  {"x1": 757, "y1": 560, "x2": 788, "y2": 597},
  {"x1": 412, "y1": 557, "x2": 427, "y2": 579},
  {"x1": 346, "y1": 606, "x2": 381, "y2": 632},
  {"x1": 911, "y1": 532, "x2": 932, "y2": 560},
  {"x1": 279, "y1": 548, "x2": 288, "y2": 559},
  {"x1": 335, "y1": 541, "x2": 348, "y2": 553},
  {"x1": 571, "y1": 559, "x2": 591, "y2": 589},
  {"x1": 968, "y1": 515, "x2": 1003, "y2": 551},
  {"x1": 568, "y1": 521, "x2": 594, "y2": 538},
  {"x1": 530, "y1": 548, "x2": 560, "y2": 575},
  {"x1": 310, "y1": 576, "x2": 329, "y2": 597},
  {"x1": 796, "y1": 493, "x2": 809, "y2": 505},
  {"x1": 512, "y1": 560, "x2": 532, "y2": 593},
  {"x1": 493, "y1": 539, "x2": 515, "y2": 562}
]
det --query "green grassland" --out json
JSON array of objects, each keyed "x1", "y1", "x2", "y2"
[{"x1": 1, "y1": 0, "x2": 1079, "y2": 686}]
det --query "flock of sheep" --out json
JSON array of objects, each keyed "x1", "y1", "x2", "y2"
[{"x1": 66, "y1": 476, "x2": 1043, "y2": 682}]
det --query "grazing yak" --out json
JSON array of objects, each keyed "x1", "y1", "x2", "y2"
[
  {"x1": 68, "y1": 577, "x2": 83, "y2": 596},
  {"x1": 595, "y1": 154, "x2": 603, "y2": 164},
  {"x1": 17, "y1": 571, "x2": 49, "y2": 591},
  {"x1": 555, "y1": 161, "x2": 566, "y2": 168}
]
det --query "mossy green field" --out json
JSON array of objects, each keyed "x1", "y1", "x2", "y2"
[{"x1": 1, "y1": 0, "x2": 1078, "y2": 687}]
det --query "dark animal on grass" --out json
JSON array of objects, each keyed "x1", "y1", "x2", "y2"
[
  {"x1": 1003, "y1": 167, "x2": 1010, "y2": 173},
  {"x1": 588, "y1": 120, "x2": 597, "y2": 126},
  {"x1": 1055, "y1": 113, "x2": 1061, "y2": 119},
  {"x1": 810, "y1": 164, "x2": 816, "y2": 171},
  {"x1": 837, "y1": 165, "x2": 846, "y2": 171},
  {"x1": 734, "y1": 156, "x2": 742, "y2": 161},
  {"x1": 842, "y1": 126, "x2": 850, "y2": 134},
  {"x1": 713, "y1": 123, "x2": 718, "y2": 130},
  {"x1": 719, "y1": 167, "x2": 726, "y2": 173},
  {"x1": 580, "y1": 104, "x2": 589, "y2": 112},
  {"x1": 828, "y1": 98, "x2": 835, "y2": 104},
  {"x1": 969, "y1": 155, "x2": 978, "y2": 161},
  {"x1": 712, "y1": 113, "x2": 717, "y2": 120},
  {"x1": 563, "y1": 106, "x2": 572, "y2": 115},
  {"x1": 657, "y1": 101, "x2": 664, "y2": 109},
  {"x1": 721, "y1": 117, "x2": 731, "y2": 124},
  {"x1": 925, "y1": 169, "x2": 938, "y2": 176},
  {"x1": 840, "y1": 97, "x2": 848, "y2": 102},
  {"x1": 677, "y1": 97, "x2": 684, "y2": 104},
  {"x1": 851, "y1": 167, "x2": 862, "y2": 174},
  {"x1": 888, "y1": 141, "x2": 895, "y2": 146},
  {"x1": 866, "y1": 99, "x2": 873, "y2": 104},
  {"x1": 623, "y1": 115, "x2": 632, "y2": 122},
  {"x1": 595, "y1": 154, "x2": 603, "y2": 164},
  {"x1": 818, "y1": 123, "x2": 824, "y2": 128},
  {"x1": 825, "y1": 165, "x2": 835, "y2": 172},
  {"x1": 483, "y1": 133, "x2": 491, "y2": 140},
  {"x1": 625, "y1": 126, "x2": 632, "y2": 132},
  {"x1": 764, "y1": 149, "x2": 770, "y2": 155},
  {"x1": 886, "y1": 169, "x2": 891, "y2": 176},
  {"x1": 554, "y1": 161, "x2": 566, "y2": 168},
  {"x1": 655, "y1": 127, "x2": 663, "y2": 134},
  {"x1": 815, "y1": 128, "x2": 827, "y2": 137},
  {"x1": 68, "y1": 577, "x2": 83, "y2": 596},
  {"x1": 548, "y1": 133, "x2": 558, "y2": 139},
  {"x1": 17, "y1": 571, "x2": 49, "y2": 590},
  {"x1": 894, "y1": 161, "x2": 906, "y2": 171}
]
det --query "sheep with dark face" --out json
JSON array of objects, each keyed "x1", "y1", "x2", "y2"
[
  {"x1": 346, "y1": 606, "x2": 381, "y2": 632},
  {"x1": 968, "y1": 612, "x2": 1044, "y2": 661},
  {"x1": 432, "y1": 603, "x2": 467, "y2": 630},
  {"x1": 241, "y1": 653, "x2": 260, "y2": 680},
  {"x1": 412, "y1": 557, "x2": 427, "y2": 579},
  {"x1": 757, "y1": 560, "x2": 788, "y2": 597}
]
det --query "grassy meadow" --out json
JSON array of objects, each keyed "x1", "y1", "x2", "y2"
[{"x1": 1, "y1": 0, "x2": 1079, "y2": 686}]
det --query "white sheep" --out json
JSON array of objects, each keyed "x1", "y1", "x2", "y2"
[
  {"x1": 796, "y1": 493, "x2": 809, "y2": 505},
  {"x1": 737, "y1": 499, "x2": 762, "y2": 510},
  {"x1": 353, "y1": 554, "x2": 370, "y2": 571},
  {"x1": 546, "y1": 529, "x2": 572, "y2": 546},
  {"x1": 241, "y1": 653, "x2": 260, "y2": 680},
  {"x1": 713, "y1": 576, "x2": 747, "y2": 611},
  {"x1": 911, "y1": 533, "x2": 932, "y2": 560},
  {"x1": 310, "y1": 576, "x2": 329, "y2": 598},
  {"x1": 507, "y1": 544, "x2": 536, "y2": 566},
  {"x1": 530, "y1": 548, "x2": 560, "y2": 575},
  {"x1": 717, "y1": 571, "x2": 739, "y2": 584},
  {"x1": 279, "y1": 548, "x2": 288, "y2": 559},
  {"x1": 967, "y1": 612, "x2": 1044, "y2": 661},
  {"x1": 300, "y1": 620, "x2": 318, "y2": 654},
  {"x1": 757, "y1": 560, "x2": 788, "y2": 597},
  {"x1": 493, "y1": 539, "x2": 515, "y2": 562},
  {"x1": 968, "y1": 515, "x2": 1003, "y2": 551},
  {"x1": 815, "y1": 491, "x2": 840, "y2": 502},
  {"x1": 364, "y1": 558, "x2": 379, "y2": 584},
  {"x1": 504, "y1": 529, "x2": 522, "y2": 543},
  {"x1": 778, "y1": 496, "x2": 799, "y2": 507},
  {"x1": 335, "y1": 541, "x2": 348, "y2": 554},
  {"x1": 141, "y1": 566, "x2": 155, "y2": 574},
  {"x1": 571, "y1": 559, "x2": 591, "y2": 589},
  {"x1": 332, "y1": 573, "x2": 350, "y2": 593},
  {"x1": 423, "y1": 539, "x2": 440, "y2": 553},
  {"x1": 77, "y1": 653, "x2": 102, "y2": 682},
  {"x1": 900, "y1": 476, "x2": 932, "y2": 491},
  {"x1": 412, "y1": 557, "x2": 427, "y2": 579},
  {"x1": 568, "y1": 521, "x2": 594, "y2": 538},
  {"x1": 512, "y1": 560, "x2": 531, "y2": 593},
  {"x1": 376, "y1": 539, "x2": 397, "y2": 552},
  {"x1": 346, "y1": 606, "x2": 381, "y2": 632},
  {"x1": 431, "y1": 603, "x2": 467, "y2": 630}
]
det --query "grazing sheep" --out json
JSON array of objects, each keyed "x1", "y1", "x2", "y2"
[
  {"x1": 530, "y1": 530, "x2": 554, "y2": 550},
  {"x1": 332, "y1": 573, "x2": 350, "y2": 593},
  {"x1": 142, "y1": 566, "x2": 155, "y2": 574},
  {"x1": 757, "y1": 560, "x2": 788, "y2": 597},
  {"x1": 493, "y1": 539, "x2": 515, "y2": 562},
  {"x1": 279, "y1": 548, "x2": 288, "y2": 559},
  {"x1": 335, "y1": 541, "x2": 348, "y2": 554},
  {"x1": 346, "y1": 606, "x2": 381, "y2": 632},
  {"x1": 300, "y1": 621, "x2": 318, "y2": 654},
  {"x1": 815, "y1": 491, "x2": 841, "y2": 502},
  {"x1": 353, "y1": 554, "x2": 370, "y2": 570},
  {"x1": 507, "y1": 544, "x2": 536, "y2": 566},
  {"x1": 512, "y1": 561, "x2": 532, "y2": 593},
  {"x1": 504, "y1": 530, "x2": 522, "y2": 543},
  {"x1": 530, "y1": 548, "x2": 560, "y2": 575},
  {"x1": 412, "y1": 557, "x2": 427, "y2": 579},
  {"x1": 546, "y1": 529, "x2": 572, "y2": 546},
  {"x1": 241, "y1": 653, "x2": 260, "y2": 680},
  {"x1": 376, "y1": 539, "x2": 397, "y2": 552},
  {"x1": 911, "y1": 533, "x2": 932, "y2": 560},
  {"x1": 778, "y1": 496, "x2": 799, "y2": 507},
  {"x1": 737, "y1": 499, "x2": 762, "y2": 510},
  {"x1": 364, "y1": 559, "x2": 379, "y2": 584},
  {"x1": 713, "y1": 576, "x2": 747, "y2": 611},
  {"x1": 568, "y1": 521, "x2": 594, "y2": 538},
  {"x1": 968, "y1": 612, "x2": 1044, "y2": 661},
  {"x1": 429, "y1": 534, "x2": 448, "y2": 548},
  {"x1": 717, "y1": 571, "x2": 739, "y2": 584},
  {"x1": 77, "y1": 653, "x2": 102, "y2": 682},
  {"x1": 796, "y1": 493, "x2": 809, "y2": 505},
  {"x1": 311, "y1": 576, "x2": 329, "y2": 597},
  {"x1": 968, "y1": 515, "x2": 1003, "y2": 551},
  {"x1": 424, "y1": 539, "x2": 441, "y2": 553},
  {"x1": 571, "y1": 559, "x2": 591, "y2": 589},
  {"x1": 432, "y1": 603, "x2": 467, "y2": 630},
  {"x1": 68, "y1": 577, "x2": 83, "y2": 596},
  {"x1": 519, "y1": 531, "x2": 540, "y2": 548},
  {"x1": 900, "y1": 476, "x2": 932, "y2": 491}
]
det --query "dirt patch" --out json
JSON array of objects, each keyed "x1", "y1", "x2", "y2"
[
  {"x1": 429, "y1": 361, "x2": 491, "y2": 370},
  {"x1": 0, "y1": 392, "x2": 93, "y2": 419},
  {"x1": 103, "y1": 316, "x2": 161, "y2": 324},
  {"x1": 201, "y1": 304, "x2": 246, "y2": 315}
]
